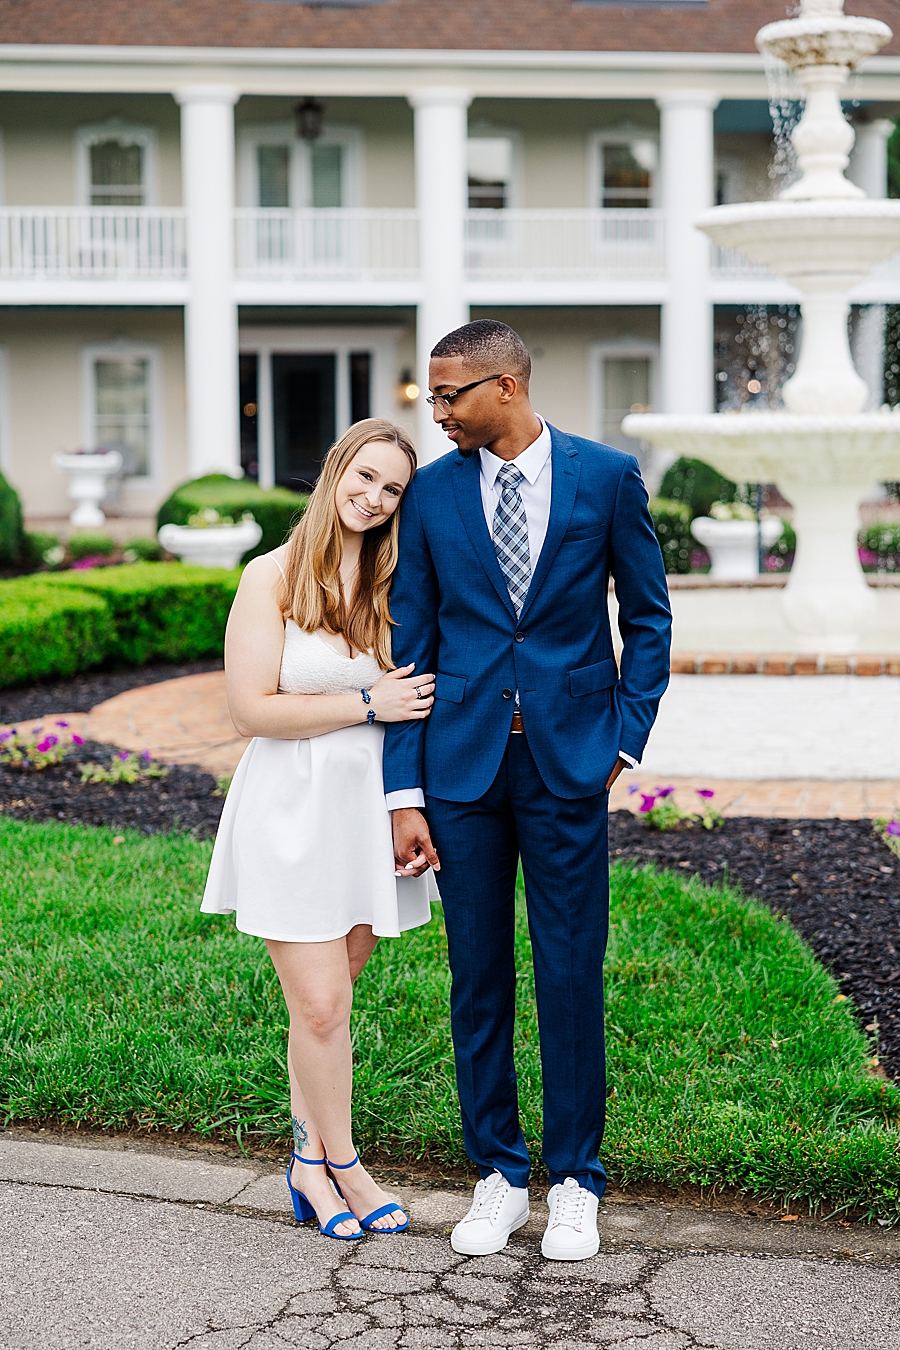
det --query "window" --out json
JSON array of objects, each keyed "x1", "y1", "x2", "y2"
[
  {"x1": 597, "y1": 137, "x2": 657, "y2": 209},
  {"x1": 592, "y1": 342, "x2": 659, "y2": 486},
  {"x1": 242, "y1": 126, "x2": 360, "y2": 209},
  {"x1": 467, "y1": 137, "x2": 514, "y2": 210},
  {"x1": 76, "y1": 121, "x2": 157, "y2": 208},
  {"x1": 84, "y1": 346, "x2": 159, "y2": 481}
]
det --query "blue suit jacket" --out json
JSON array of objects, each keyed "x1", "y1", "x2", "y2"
[{"x1": 382, "y1": 425, "x2": 672, "y2": 802}]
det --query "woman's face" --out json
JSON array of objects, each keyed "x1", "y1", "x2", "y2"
[{"x1": 334, "y1": 440, "x2": 413, "y2": 536}]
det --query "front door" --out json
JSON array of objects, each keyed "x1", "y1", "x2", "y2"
[{"x1": 272, "y1": 352, "x2": 336, "y2": 490}]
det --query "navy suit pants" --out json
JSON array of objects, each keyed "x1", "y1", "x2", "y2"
[{"x1": 425, "y1": 732, "x2": 609, "y2": 1198}]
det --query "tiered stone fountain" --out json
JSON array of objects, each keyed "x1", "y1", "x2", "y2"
[{"x1": 624, "y1": 0, "x2": 900, "y2": 652}]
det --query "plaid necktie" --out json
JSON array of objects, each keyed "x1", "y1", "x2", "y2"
[{"x1": 492, "y1": 462, "x2": 531, "y2": 616}]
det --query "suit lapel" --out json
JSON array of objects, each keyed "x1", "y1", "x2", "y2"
[
  {"x1": 518, "y1": 429, "x2": 580, "y2": 623},
  {"x1": 451, "y1": 451, "x2": 518, "y2": 619}
]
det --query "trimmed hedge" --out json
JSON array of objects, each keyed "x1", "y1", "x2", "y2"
[
  {"x1": 650, "y1": 497, "x2": 692, "y2": 574},
  {"x1": 157, "y1": 474, "x2": 308, "y2": 562},
  {"x1": 0, "y1": 471, "x2": 24, "y2": 567},
  {"x1": 1, "y1": 564, "x2": 241, "y2": 685},
  {"x1": 0, "y1": 583, "x2": 112, "y2": 689},
  {"x1": 22, "y1": 564, "x2": 241, "y2": 667},
  {"x1": 658, "y1": 457, "x2": 737, "y2": 520}
]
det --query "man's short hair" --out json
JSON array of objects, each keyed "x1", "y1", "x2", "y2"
[{"x1": 431, "y1": 320, "x2": 531, "y2": 385}]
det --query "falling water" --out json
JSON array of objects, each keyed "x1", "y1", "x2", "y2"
[
  {"x1": 715, "y1": 305, "x2": 800, "y2": 410},
  {"x1": 762, "y1": 49, "x2": 805, "y2": 193}
]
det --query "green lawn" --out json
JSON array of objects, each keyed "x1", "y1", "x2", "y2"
[{"x1": 1, "y1": 817, "x2": 898, "y2": 1223}]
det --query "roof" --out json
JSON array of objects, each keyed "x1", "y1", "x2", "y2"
[{"x1": 0, "y1": 1, "x2": 897, "y2": 58}]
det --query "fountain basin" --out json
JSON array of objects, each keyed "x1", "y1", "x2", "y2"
[
  {"x1": 621, "y1": 411, "x2": 900, "y2": 488},
  {"x1": 757, "y1": 14, "x2": 890, "y2": 70}
]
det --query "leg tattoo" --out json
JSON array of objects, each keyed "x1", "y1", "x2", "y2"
[{"x1": 292, "y1": 1115, "x2": 310, "y2": 1156}]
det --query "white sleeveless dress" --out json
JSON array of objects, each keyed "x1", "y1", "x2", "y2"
[{"x1": 201, "y1": 577, "x2": 436, "y2": 942}]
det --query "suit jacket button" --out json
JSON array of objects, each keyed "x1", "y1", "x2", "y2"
[
  {"x1": 501, "y1": 688, "x2": 513, "y2": 699},
  {"x1": 514, "y1": 632, "x2": 525, "y2": 643}
]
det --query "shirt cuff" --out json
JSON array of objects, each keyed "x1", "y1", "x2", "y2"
[
  {"x1": 618, "y1": 751, "x2": 639, "y2": 769},
  {"x1": 385, "y1": 789, "x2": 426, "y2": 811}
]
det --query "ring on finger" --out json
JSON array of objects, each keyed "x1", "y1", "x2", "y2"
[{"x1": 415, "y1": 686, "x2": 423, "y2": 699}]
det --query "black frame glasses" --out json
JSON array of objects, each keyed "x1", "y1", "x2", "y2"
[{"x1": 426, "y1": 374, "x2": 505, "y2": 411}]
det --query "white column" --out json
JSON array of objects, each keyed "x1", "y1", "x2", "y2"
[
  {"x1": 409, "y1": 87, "x2": 472, "y2": 462},
  {"x1": 848, "y1": 119, "x2": 894, "y2": 411},
  {"x1": 176, "y1": 85, "x2": 241, "y2": 479},
  {"x1": 847, "y1": 117, "x2": 895, "y2": 197},
  {"x1": 656, "y1": 91, "x2": 719, "y2": 417}
]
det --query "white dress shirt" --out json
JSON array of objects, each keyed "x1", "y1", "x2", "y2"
[{"x1": 386, "y1": 419, "x2": 634, "y2": 812}]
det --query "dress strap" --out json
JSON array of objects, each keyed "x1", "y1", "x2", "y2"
[{"x1": 267, "y1": 552, "x2": 287, "y2": 581}]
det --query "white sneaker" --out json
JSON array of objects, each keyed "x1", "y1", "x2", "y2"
[
  {"x1": 541, "y1": 1177, "x2": 600, "y2": 1261},
  {"x1": 450, "y1": 1171, "x2": 530, "y2": 1256}
]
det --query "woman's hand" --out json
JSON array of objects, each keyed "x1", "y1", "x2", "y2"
[{"x1": 368, "y1": 664, "x2": 435, "y2": 723}]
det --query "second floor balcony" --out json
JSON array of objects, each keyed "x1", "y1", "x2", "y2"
[{"x1": 0, "y1": 205, "x2": 897, "y2": 306}]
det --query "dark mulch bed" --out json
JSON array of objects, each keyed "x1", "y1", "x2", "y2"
[
  {"x1": 0, "y1": 659, "x2": 224, "y2": 724},
  {"x1": 0, "y1": 740, "x2": 224, "y2": 839},
  {"x1": 609, "y1": 811, "x2": 900, "y2": 1080}
]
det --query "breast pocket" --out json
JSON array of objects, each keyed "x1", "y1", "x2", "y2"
[{"x1": 568, "y1": 657, "x2": 618, "y2": 698}]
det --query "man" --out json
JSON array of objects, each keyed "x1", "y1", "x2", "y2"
[{"x1": 384, "y1": 320, "x2": 671, "y2": 1261}]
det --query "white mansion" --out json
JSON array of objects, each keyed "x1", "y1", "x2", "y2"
[{"x1": 0, "y1": 0, "x2": 897, "y2": 529}]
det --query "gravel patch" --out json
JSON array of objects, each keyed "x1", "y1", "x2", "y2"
[{"x1": 609, "y1": 812, "x2": 900, "y2": 1079}]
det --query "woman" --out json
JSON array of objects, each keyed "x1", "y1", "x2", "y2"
[{"x1": 202, "y1": 418, "x2": 437, "y2": 1241}]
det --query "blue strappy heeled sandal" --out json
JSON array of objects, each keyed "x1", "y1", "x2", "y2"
[
  {"x1": 285, "y1": 1153, "x2": 364, "y2": 1241},
  {"x1": 327, "y1": 1154, "x2": 410, "y2": 1234}
]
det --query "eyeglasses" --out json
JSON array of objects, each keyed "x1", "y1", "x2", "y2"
[{"x1": 426, "y1": 374, "x2": 505, "y2": 412}]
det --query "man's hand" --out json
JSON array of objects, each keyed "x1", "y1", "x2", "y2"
[
  {"x1": 392, "y1": 807, "x2": 440, "y2": 878},
  {"x1": 605, "y1": 757, "x2": 629, "y2": 792}
]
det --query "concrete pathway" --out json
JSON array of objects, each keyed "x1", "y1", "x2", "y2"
[
  {"x1": 1, "y1": 1133, "x2": 899, "y2": 1350},
  {"x1": 7, "y1": 670, "x2": 900, "y2": 818}
]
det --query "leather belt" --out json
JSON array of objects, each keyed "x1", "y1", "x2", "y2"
[{"x1": 510, "y1": 710, "x2": 525, "y2": 734}]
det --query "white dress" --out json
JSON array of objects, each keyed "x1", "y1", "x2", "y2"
[{"x1": 201, "y1": 587, "x2": 436, "y2": 942}]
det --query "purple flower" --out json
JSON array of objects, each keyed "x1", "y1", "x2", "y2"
[
  {"x1": 72, "y1": 734, "x2": 84, "y2": 746},
  {"x1": 141, "y1": 749, "x2": 152, "y2": 762},
  {"x1": 32, "y1": 726, "x2": 42, "y2": 735},
  {"x1": 639, "y1": 794, "x2": 657, "y2": 813},
  {"x1": 0, "y1": 731, "x2": 9, "y2": 743},
  {"x1": 627, "y1": 783, "x2": 641, "y2": 795},
  {"x1": 55, "y1": 720, "x2": 69, "y2": 728},
  {"x1": 696, "y1": 789, "x2": 716, "y2": 799},
  {"x1": 887, "y1": 822, "x2": 900, "y2": 838},
  {"x1": 35, "y1": 739, "x2": 51, "y2": 753},
  {"x1": 655, "y1": 785, "x2": 674, "y2": 798},
  {"x1": 117, "y1": 750, "x2": 130, "y2": 761}
]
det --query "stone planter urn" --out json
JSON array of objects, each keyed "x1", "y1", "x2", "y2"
[
  {"x1": 52, "y1": 449, "x2": 123, "y2": 528},
  {"x1": 690, "y1": 515, "x2": 784, "y2": 581},
  {"x1": 157, "y1": 518, "x2": 262, "y2": 569}
]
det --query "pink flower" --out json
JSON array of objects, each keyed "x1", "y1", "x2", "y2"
[
  {"x1": 887, "y1": 821, "x2": 900, "y2": 837},
  {"x1": 696, "y1": 789, "x2": 715, "y2": 799},
  {"x1": 72, "y1": 734, "x2": 84, "y2": 746},
  {"x1": 639, "y1": 794, "x2": 657, "y2": 813},
  {"x1": 35, "y1": 739, "x2": 51, "y2": 753}
]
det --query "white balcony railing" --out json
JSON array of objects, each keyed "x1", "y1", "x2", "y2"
[
  {"x1": 465, "y1": 209, "x2": 665, "y2": 281},
  {"x1": 710, "y1": 245, "x2": 774, "y2": 280},
  {"x1": 235, "y1": 208, "x2": 419, "y2": 280},
  {"x1": 0, "y1": 208, "x2": 187, "y2": 279}
]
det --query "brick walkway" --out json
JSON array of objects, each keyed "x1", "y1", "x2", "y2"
[{"x1": 5, "y1": 671, "x2": 899, "y2": 818}]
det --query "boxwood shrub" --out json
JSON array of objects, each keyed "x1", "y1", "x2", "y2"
[
  {"x1": 0, "y1": 582, "x2": 112, "y2": 689},
  {"x1": 22, "y1": 564, "x2": 241, "y2": 666},
  {"x1": 0, "y1": 470, "x2": 24, "y2": 567},
  {"x1": 650, "y1": 497, "x2": 692, "y2": 574},
  {"x1": 157, "y1": 474, "x2": 308, "y2": 561}
]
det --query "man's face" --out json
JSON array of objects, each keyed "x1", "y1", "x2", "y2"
[{"x1": 428, "y1": 356, "x2": 517, "y2": 454}]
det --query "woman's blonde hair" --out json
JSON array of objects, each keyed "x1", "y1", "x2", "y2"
[{"x1": 277, "y1": 418, "x2": 418, "y2": 669}]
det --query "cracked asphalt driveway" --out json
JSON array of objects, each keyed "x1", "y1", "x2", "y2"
[{"x1": 1, "y1": 1137, "x2": 899, "y2": 1350}]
